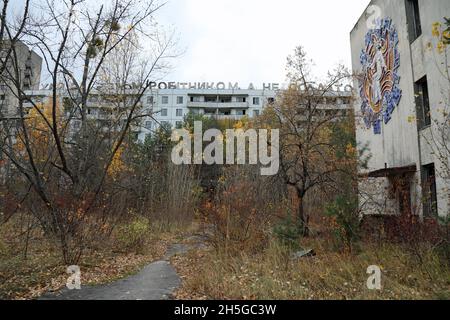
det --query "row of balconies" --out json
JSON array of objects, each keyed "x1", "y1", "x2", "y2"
[{"x1": 186, "y1": 101, "x2": 249, "y2": 109}]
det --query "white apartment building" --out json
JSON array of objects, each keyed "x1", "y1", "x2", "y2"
[
  {"x1": 21, "y1": 86, "x2": 277, "y2": 140},
  {"x1": 137, "y1": 87, "x2": 277, "y2": 141},
  {"x1": 351, "y1": 0, "x2": 450, "y2": 218},
  {"x1": 0, "y1": 40, "x2": 42, "y2": 119},
  {"x1": 22, "y1": 84, "x2": 352, "y2": 144}
]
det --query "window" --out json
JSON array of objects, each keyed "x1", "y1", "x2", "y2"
[
  {"x1": 175, "y1": 121, "x2": 183, "y2": 128},
  {"x1": 236, "y1": 97, "x2": 246, "y2": 103},
  {"x1": 176, "y1": 109, "x2": 183, "y2": 117},
  {"x1": 415, "y1": 76, "x2": 431, "y2": 129},
  {"x1": 253, "y1": 97, "x2": 260, "y2": 105},
  {"x1": 161, "y1": 108, "x2": 168, "y2": 117},
  {"x1": 342, "y1": 97, "x2": 351, "y2": 105},
  {"x1": 162, "y1": 96, "x2": 169, "y2": 104},
  {"x1": 253, "y1": 110, "x2": 260, "y2": 117},
  {"x1": 406, "y1": 0, "x2": 422, "y2": 42},
  {"x1": 0, "y1": 95, "x2": 5, "y2": 101},
  {"x1": 177, "y1": 96, "x2": 184, "y2": 104},
  {"x1": 147, "y1": 96, "x2": 154, "y2": 104},
  {"x1": 267, "y1": 97, "x2": 275, "y2": 104},
  {"x1": 192, "y1": 96, "x2": 202, "y2": 102},
  {"x1": 205, "y1": 96, "x2": 217, "y2": 102},
  {"x1": 422, "y1": 163, "x2": 438, "y2": 217},
  {"x1": 145, "y1": 121, "x2": 152, "y2": 129},
  {"x1": 219, "y1": 96, "x2": 231, "y2": 103}
]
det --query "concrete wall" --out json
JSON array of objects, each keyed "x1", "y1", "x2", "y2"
[
  {"x1": 414, "y1": 0, "x2": 450, "y2": 217},
  {"x1": 0, "y1": 41, "x2": 42, "y2": 118},
  {"x1": 350, "y1": 0, "x2": 450, "y2": 218}
]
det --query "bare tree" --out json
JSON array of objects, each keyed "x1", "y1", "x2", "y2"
[{"x1": 0, "y1": 0, "x2": 178, "y2": 263}]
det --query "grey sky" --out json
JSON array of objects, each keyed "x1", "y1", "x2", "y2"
[
  {"x1": 7, "y1": 0, "x2": 372, "y2": 87},
  {"x1": 157, "y1": 0, "x2": 372, "y2": 87}
]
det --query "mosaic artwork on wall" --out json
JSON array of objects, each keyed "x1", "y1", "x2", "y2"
[{"x1": 359, "y1": 17, "x2": 402, "y2": 135}]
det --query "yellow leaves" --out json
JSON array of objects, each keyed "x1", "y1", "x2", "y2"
[
  {"x1": 14, "y1": 97, "x2": 65, "y2": 163},
  {"x1": 437, "y1": 41, "x2": 445, "y2": 54},
  {"x1": 444, "y1": 30, "x2": 450, "y2": 41},
  {"x1": 430, "y1": 20, "x2": 449, "y2": 54},
  {"x1": 107, "y1": 146, "x2": 127, "y2": 178},
  {"x1": 233, "y1": 120, "x2": 245, "y2": 130},
  {"x1": 345, "y1": 143, "x2": 356, "y2": 157},
  {"x1": 432, "y1": 22, "x2": 441, "y2": 38}
]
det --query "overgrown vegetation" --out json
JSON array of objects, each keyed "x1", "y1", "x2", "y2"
[
  {"x1": 0, "y1": 6, "x2": 448, "y2": 300},
  {"x1": 173, "y1": 236, "x2": 450, "y2": 300}
]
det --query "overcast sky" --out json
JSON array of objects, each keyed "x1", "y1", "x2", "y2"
[
  {"x1": 8, "y1": 0, "x2": 372, "y2": 86},
  {"x1": 157, "y1": 0, "x2": 372, "y2": 87}
]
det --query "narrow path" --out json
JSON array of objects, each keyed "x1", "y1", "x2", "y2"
[{"x1": 39, "y1": 242, "x2": 197, "y2": 300}]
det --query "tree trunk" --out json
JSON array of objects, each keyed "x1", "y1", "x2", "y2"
[{"x1": 297, "y1": 190, "x2": 309, "y2": 237}]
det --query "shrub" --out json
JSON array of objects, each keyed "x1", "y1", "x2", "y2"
[
  {"x1": 325, "y1": 194, "x2": 361, "y2": 253},
  {"x1": 273, "y1": 213, "x2": 303, "y2": 249},
  {"x1": 201, "y1": 167, "x2": 281, "y2": 254},
  {"x1": 116, "y1": 216, "x2": 150, "y2": 253}
]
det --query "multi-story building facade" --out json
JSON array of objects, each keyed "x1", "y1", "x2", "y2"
[
  {"x1": 351, "y1": 0, "x2": 450, "y2": 218},
  {"x1": 0, "y1": 40, "x2": 42, "y2": 118},
  {"x1": 21, "y1": 87, "x2": 278, "y2": 143},
  {"x1": 23, "y1": 85, "x2": 353, "y2": 143},
  {"x1": 137, "y1": 87, "x2": 277, "y2": 140}
]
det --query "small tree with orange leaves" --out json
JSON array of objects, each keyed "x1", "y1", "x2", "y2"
[{"x1": 259, "y1": 46, "x2": 353, "y2": 237}]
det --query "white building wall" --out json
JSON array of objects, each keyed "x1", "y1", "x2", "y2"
[
  {"x1": 351, "y1": 0, "x2": 450, "y2": 218},
  {"x1": 137, "y1": 88, "x2": 277, "y2": 141}
]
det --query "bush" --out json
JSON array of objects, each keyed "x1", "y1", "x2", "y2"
[
  {"x1": 201, "y1": 167, "x2": 282, "y2": 254},
  {"x1": 116, "y1": 216, "x2": 150, "y2": 253},
  {"x1": 325, "y1": 194, "x2": 361, "y2": 253},
  {"x1": 273, "y1": 213, "x2": 303, "y2": 249}
]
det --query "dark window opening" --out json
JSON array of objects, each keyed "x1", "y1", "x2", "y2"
[
  {"x1": 422, "y1": 163, "x2": 438, "y2": 217},
  {"x1": 414, "y1": 76, "x2": 431, "y2": 129},
  {"x1": 205, "y1": 96, "x2": 218, "y2": 103},
  {"x1": 396, "y1": 175, "x2": 412, "y2": 217},
  {"x1": 406, "y1": 0, "x2": 422, "y2": 43}
]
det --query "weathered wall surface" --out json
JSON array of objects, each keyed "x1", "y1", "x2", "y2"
[{"x1": 350, "y1": 0, "x2": 450, "y2": 217}]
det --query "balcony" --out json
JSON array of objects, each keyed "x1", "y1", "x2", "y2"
[
  {"x1": 203, "y1": 114, "x2": 246, "y2": 121},
  {"x1": 187, "y1": 101, "x2": 249, "y2": 109}
]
